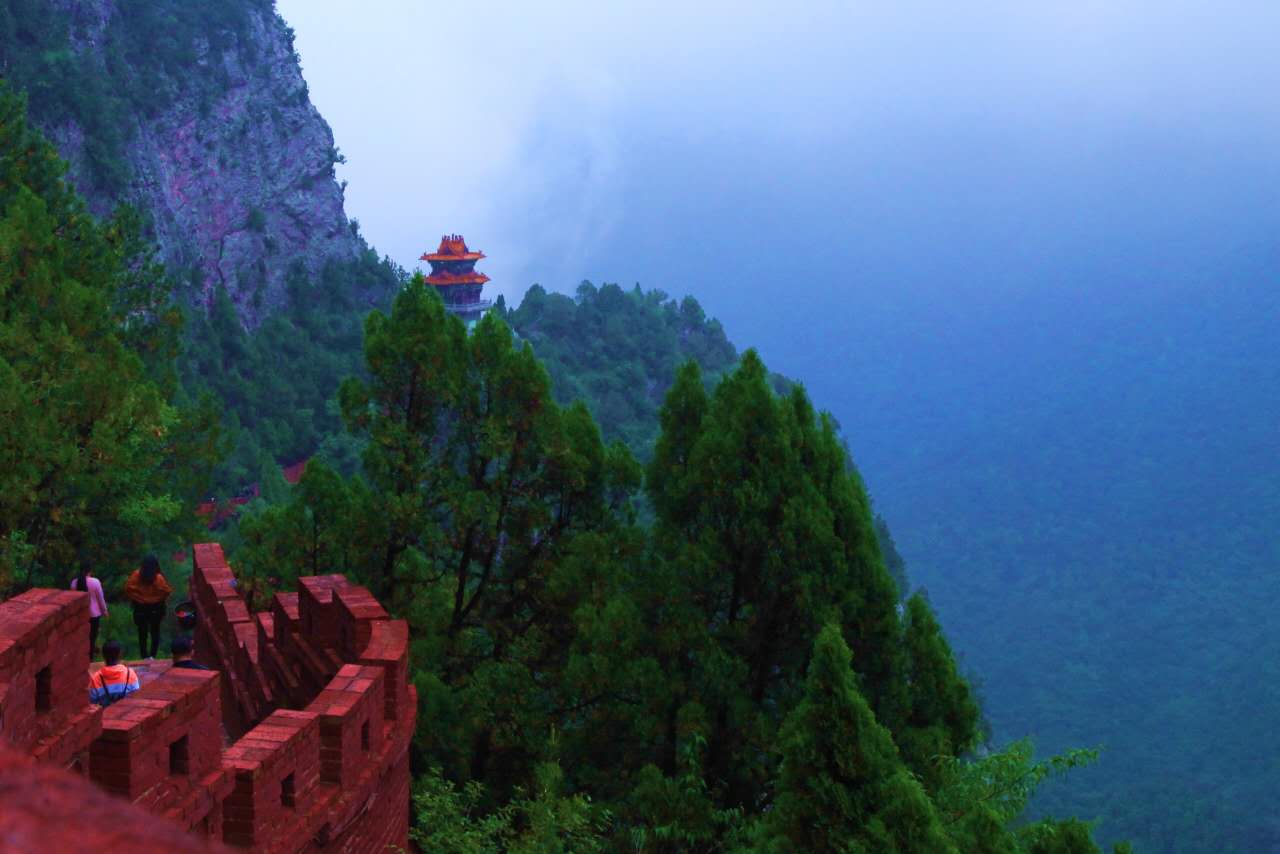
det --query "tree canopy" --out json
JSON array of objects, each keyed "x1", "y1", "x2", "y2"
[{"x1": 0, "y1": 82, "x2": 214, "y2": 592}]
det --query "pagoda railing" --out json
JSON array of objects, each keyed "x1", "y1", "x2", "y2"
[{"x1": 443, "y1": 298, "x2": 493, "y2": 313}]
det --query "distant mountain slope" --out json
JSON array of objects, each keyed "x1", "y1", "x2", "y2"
[
  {"x1": 500, "y1": 281, "x2": 807, "y2": 459},
  {"x1": 0, "y1": 0, "x2": 359, "y2": 324},
  {"x1": 500, "y1": 282, "x2": 738, "y2": 456}
]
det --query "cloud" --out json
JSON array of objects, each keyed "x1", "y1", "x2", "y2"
[{"x1": 278, "y1": 0, "x2": 1280, "y2": 302}]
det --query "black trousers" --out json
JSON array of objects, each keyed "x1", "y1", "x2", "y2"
[
  {"x1": 132, "y1": 602, "x2": 165, "y2": 658},
  {"x1": 88, "y1": 616, "x2": 100, "y2": 658}
]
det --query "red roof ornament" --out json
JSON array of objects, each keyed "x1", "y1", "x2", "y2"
[{"x1": 420, "y1": 233, "x2": 486, "y2": 263}]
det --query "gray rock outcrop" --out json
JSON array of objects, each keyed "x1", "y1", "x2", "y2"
[{"x1": 37, "y1": 1, "x2": 359, "y2": 326}]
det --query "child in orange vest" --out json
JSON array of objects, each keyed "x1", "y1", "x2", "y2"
[{"x1": 88, "y1": 640, "x2": 140, "y2": 706}]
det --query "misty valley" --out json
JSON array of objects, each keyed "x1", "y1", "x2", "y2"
[{"x1": 0, "y1": 1, "x2": 1277, "y2": 852}]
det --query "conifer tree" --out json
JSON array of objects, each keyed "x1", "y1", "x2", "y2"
[
  {"x1": 0, "y1": 83, "x2": 211, "y2": 590},
  {"x1": 898, "y1": 591, "x2": 982, "y2": 791},
  {"x1": 641, "y1": 351, "x2": 907, "y2": 813},
  {"x1": 334, "y1": 277, "x2": 640, "y2": 787},
  {"x1": 758, "y1": 623, "x2": 954, "y2": 853}
]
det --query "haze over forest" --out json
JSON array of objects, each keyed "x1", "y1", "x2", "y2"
[
  {"x1": 0, "y1": 0, "x2": 1275, "y2": 849},
  {"x1": 281, "y1": 1, "x2": 1280, "y2": 849}
]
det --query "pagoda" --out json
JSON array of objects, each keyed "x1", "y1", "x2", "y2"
[{"x1": 421, "y1": 233, "x2": 492, "y2": 323}]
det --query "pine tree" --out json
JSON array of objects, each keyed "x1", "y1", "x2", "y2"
[
  {"x1": 0, "y1": 82, "x2": 210, "y2": 590},
  {"x1": 334, "y1": 277, "x2": 641, "y2": 788},
  {"x1": 641, "y1": 350, "x2": 907, "y2": 813},
  {"x1": 898, "y1": 591, "x2": 982, "y2": 791},
  {"x1": 758, "y1": 623, "x2": 955, "y2": 853}
]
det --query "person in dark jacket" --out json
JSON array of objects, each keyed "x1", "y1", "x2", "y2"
[{"x1": 170, "y1": 635, "x2": 209, "y2": 670}]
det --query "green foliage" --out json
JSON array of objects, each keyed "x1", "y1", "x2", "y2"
[
  {"x1": 240, "y1": 277, "x2": 640, "y2": 792},
  {"x1": 898, "y1": 592, "x2": 982, "y2": 792},
  {"x1": 178, "y1": 251, "x2": 401, "y2": 492},
  {"x1": 0, "y1": 0, "x2": 270, "y2": 193},
  {"x1": 501, "y1": 282, "x2": 739, "y2": 458},
  {"x1": 232, "y1": 318, "x2": 1111, "y2": 850},
  {"x1": 233, "y1": 458, "x2": 376, "y2": 609},
  {"x1": 756, "y1": 624, "x2": 955, "y2": 853},
  {"x1": 874, "y1": 513, "x2": 909, "y2": 598},
  {"x1": 934, "y1": 740, "x2": 1100, "y2": 852},
  {"x1": 412, "y1": 763, "x2": 610, "y2": 853},
  {"x1": 346, "y1": 279, "x2": 640, "y2": 787},
  {"x1": 637, "y1": 353, "x2": 908, "y2": 812},
  {"x1": 0, "y1": 83, "x2": 214, "y2": 593}
]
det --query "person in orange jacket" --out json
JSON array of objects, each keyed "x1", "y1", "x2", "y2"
[
  {"x1": 123, "y1": 555, "x2": 173, "y2": 660},
  {"x1": 88, "y1": 640, "x2": 140, "y2": 706}
]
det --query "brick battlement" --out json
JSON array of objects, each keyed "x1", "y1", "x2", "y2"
[{"x1": 0, "y1": 543, "x2": 416, "y2": 852}]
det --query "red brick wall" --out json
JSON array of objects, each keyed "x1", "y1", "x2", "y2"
[
  {"x1": 0, "y1": 743, "x2": 222, "y2": 853},
  {"x1": 0, "y1": 542, "x2": 417, "y2": 853},
  {"x1": 222, "y1": 709, "x2": 323, "y2": 849},
  {"x1": 90, "y1": 668, "x2": 229, "y2": 826},
  {"x1": 0, "y1": 589, "x2": 102, "y2": 774}
]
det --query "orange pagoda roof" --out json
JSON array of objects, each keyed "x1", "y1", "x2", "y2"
[
  {"x1": 424, "y1": 269, "x2": 490, "y2": 286},
  {"x1": 421, "y1": 233, "x2": 485, "y2": 263}
]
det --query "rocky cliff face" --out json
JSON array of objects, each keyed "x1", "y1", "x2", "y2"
[{"x1": 13, "y1": 1, "x2": 359, "y2": 325}]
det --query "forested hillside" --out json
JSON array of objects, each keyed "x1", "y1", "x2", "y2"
[
  {"x1": 0, "y1": 84, "x2": 216, "y2": 610},
  {"x1": 0, "y1": 78, "x2": 1119, "y2": 849},
  {"x1": 499, "y1": 282, "x2": 738, "y2": 456},
  {"x1": 232, "y1": 273, "x2": 1115, "y2": 851},
  {"x1": 848, "y1": 277, "x2": 1280, "y2": 851},
  {"x1": 0, "y1": 0, "x2": 366, "y2": 323}
]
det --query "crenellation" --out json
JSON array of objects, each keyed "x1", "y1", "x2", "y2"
[
  {"x1": 0, "y1": 541, "x2": 415, "y2": 852},
  {"x1": 307, "y1": 662, "x2": 386, "y2": 791},
  {"x1": 334, "y1": 585, "x2": 389, "y2": 661},
  {"x1": 359, "y1": 618, "x2": 411, "y2": 723},
  {"x1": 297, "y1": 574, "x2": 350, "y2": 652}
]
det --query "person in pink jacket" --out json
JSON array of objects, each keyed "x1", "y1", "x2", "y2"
[{"x1": 71, "y1": 561, "x2": 109, "y2": 660}]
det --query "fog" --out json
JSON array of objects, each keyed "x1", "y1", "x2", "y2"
[
  {"x1": 278, "y1": 1, "x2": 1280, "y2": 299},
  {"x1": 277, "y1": 2, "x2": 1280, "y2": 848}
]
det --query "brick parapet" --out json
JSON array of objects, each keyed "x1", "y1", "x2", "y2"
[
  {"x1": 0, "y1": 588, "x2": 102, "y2": 774},
  {"x1": 0, "y1": 541, "x2": 416, "y2": 852}
]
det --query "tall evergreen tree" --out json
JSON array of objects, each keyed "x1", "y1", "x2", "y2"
[
  {"x1": 640, "y1": 352, "x2": 907, "y2": 813},
  {"x1": 758, "y1": 623, "x2": 954, "y2": 853},
  {"x1": 898, "y1": 591, "x2": 982, "y2": 791},
  {"x1": 0, "y1": 83, "x2": 213, "y2": 590},
  {"x1": 334, "y1": 277, "x2": 640, "y2": 787}
]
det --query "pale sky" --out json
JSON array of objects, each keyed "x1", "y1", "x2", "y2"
[
  {"x1": 275, "y1": 1, "x2": 1280, "y2": 307},
  {"x1": 274, "y1": 10, "x2": 1280, "y2": 840}
]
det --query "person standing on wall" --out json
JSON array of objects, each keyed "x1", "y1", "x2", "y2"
[
  {"x1": 70, "y1": 560, "x2": 108, "y2": 659},
  {"x1": 124, "y1": 554, "x2": 172, "y2": 661}
]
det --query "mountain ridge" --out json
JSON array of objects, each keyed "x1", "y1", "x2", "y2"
[{"x1": 3, "y1": 0, "x2": 360, "y2": 324}]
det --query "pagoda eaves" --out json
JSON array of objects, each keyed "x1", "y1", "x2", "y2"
[
  {"x1": 424, "y1": 270, "x2": 491, "y2": 286},
  {"x1": 421, "y1": 233, "x2": 485, "y2": 263}
]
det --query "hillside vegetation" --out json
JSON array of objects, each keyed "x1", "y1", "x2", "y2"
[{"x1": 0, "y1": 83, "x2": 1118, "y2": 850}]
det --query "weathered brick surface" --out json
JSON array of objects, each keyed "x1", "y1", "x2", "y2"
[
  {"x1": 298, "y1": 575, "x2": 349, "y2": 651},
  {"x1": 0, "y1": 541, "x2": 416, "y2": 852},
  {"x1": 306, "y1": 663, "x2": 385, "y2": 791},
  {"x1": 90, "y1": 668, "x2": 224, "y2": 816},
  {"x1": 360, "y1": 619, "x2": 411, "y2": 723},
  {"x1": 222, "y1": 709, "x2": 322, "y2": 848},
  {"x1": 334, "y1": 585, "x2": 389, "y2": 660},
  {"x1": 0, "y1": 588, "x2": 102, "y2": 773},
  {"x1": 0, "y1": 742, "x2": 223, "y2": 852}
]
